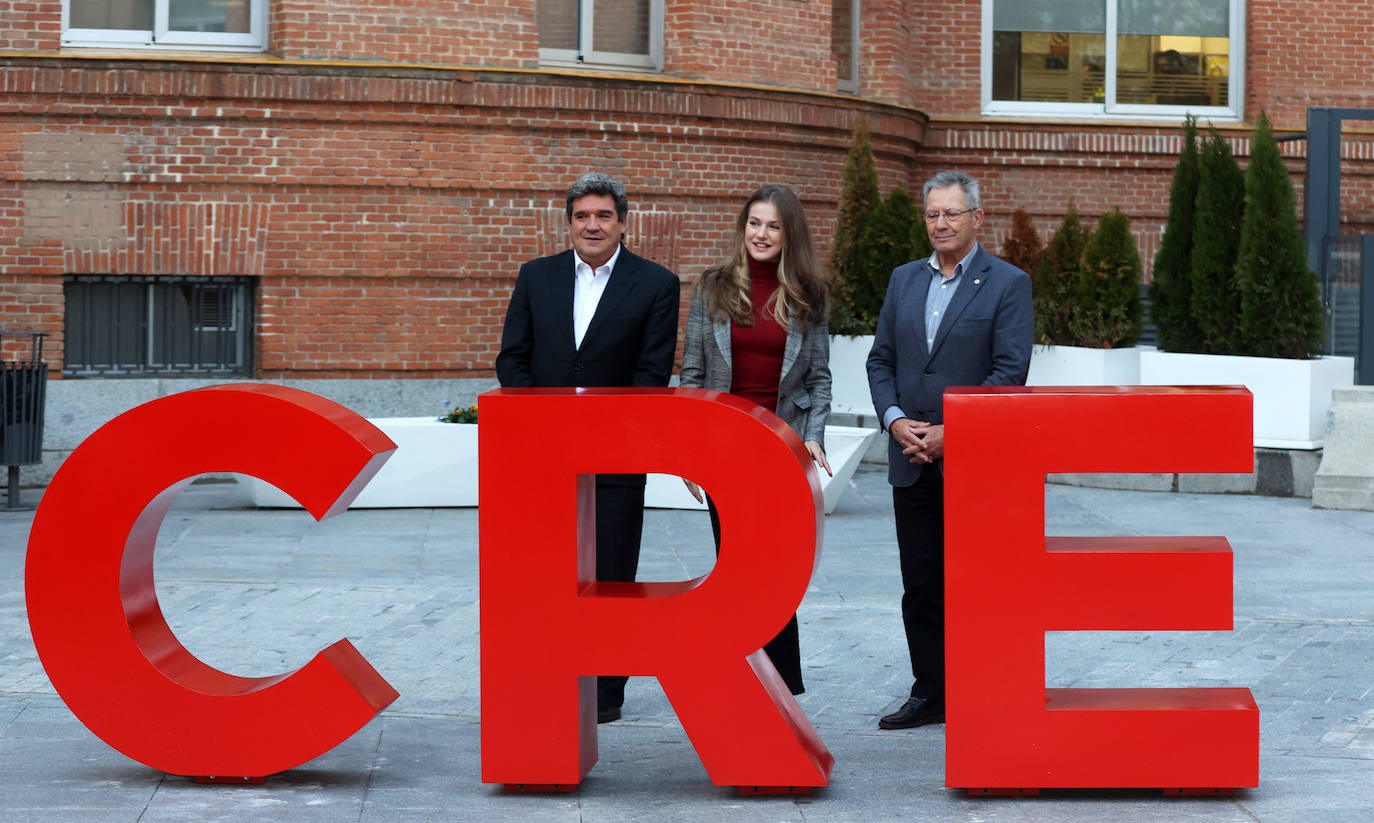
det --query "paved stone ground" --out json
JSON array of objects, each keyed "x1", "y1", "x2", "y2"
[{"x1": 3, "y1": 466, "x2": 1374, "y2": 821}]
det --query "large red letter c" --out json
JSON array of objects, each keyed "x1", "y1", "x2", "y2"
[{"x1": 25, "y1": 383, "x2": 400, "y2": 778}]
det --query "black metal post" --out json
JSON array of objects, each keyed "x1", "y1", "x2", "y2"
[
  {"x1": 1304, "y1": 107, "x2": 1374, "y2": 382},
  {"x1": 1304, "y1": 108, "x2": 1338, "y2": 282},
  {"x1": 5, "y1": 465, "x2": 19, "y2": 510},
  {"x1": 1362, "y1": 236, "x2": 1374, "y2": 386}
]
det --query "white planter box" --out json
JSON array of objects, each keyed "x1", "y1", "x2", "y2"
[
  {"x1": 1027, "y1": 344, "x2": 1142, "y2": 386},
  {"x1": 238, "y1": 417, "x2": 478, "y2": 508},
  {"x1": 828, "y1": 334, "x2": 875, "y2": 415},
  {"x1": 1139, "y1": 351, "x2": 1355, "y2": 449},
  {"x1": 643, "y1": 424, "x2": 879, "y2": 514},
  {"x1": 238, "y1": 418, "x2": 876, "y2": 515}
]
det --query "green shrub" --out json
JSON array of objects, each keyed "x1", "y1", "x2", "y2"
[
  {"x1": 1000, "y1": 208, "x2": 1044, "y2": 279},
  {"x1": 1150, "y1": 115, "x2": 1203, "y2": 352},
  {"x1": 846, "y1": 186, "x2": 922, "y2": 330},
  {"x1": 829, "y1": 119, "x2": 880, "y2": 335},
  {"x1": 1069, "y1": 207, "x2": 1142, "y2": 348},
  {"x1": 827, "y1": 120, "x2": 931, "y2": 335},
  {"x1": 1190, "y1": 127, "x2": 1246, "y2": 354},
  {"x1": 1032, "y1": 202, "x2": 1089, "y2": 346},
  {"x1": 1234, "y1": 111, "x2": 1324, "y2": 358}
]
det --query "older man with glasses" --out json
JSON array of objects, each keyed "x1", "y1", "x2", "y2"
[{"x1": 865, "y1": 170, "x2": 1034, "y2": 730}]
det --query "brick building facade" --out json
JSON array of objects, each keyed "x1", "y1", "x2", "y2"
[{"x1": 3, "y1": 0, "x2": 1373, "y2": 390}]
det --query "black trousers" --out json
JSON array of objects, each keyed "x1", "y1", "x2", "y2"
[
  {"x1": 893, "y1": 466, "x2": 945, "y2": 701},
  {"x1": 707, "y1": 498, "x2": 805, "y2": 695},
  {"x1": 594, "y1": 480, "x2": 645, "y2": 711}
]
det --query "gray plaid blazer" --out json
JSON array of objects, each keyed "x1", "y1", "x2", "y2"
[{"x1": 678, "y1": 282, "x2": 831, "y2": 447}]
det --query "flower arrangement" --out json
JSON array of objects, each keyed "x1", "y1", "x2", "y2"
[{"x1": 438, "y1": 399, "x2": 478, "y2": 424}]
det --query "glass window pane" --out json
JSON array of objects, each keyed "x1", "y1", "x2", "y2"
[
  {"x1": 993, "y1": 0, "x2": 1104, "y2": 34},
  {"x1": 70, "y1": 0, "x2": 153, "y2": 30},
  {"x1": 833, "y1": 0, "x2": 855, "y2": 84},
  {"x1": 992, "y1": 30, "x2": 1107, "y2": 103},
  {"x1": 1119, "y1": 0, "x2": 1228, "y2": 36},
  {"x1": 593, "y1": 0, "x2": 649, "y2": 55},
  {"x1": 538, "y1": 0, "x2": 579, "y2": 51},
  {"x1": 167, "y1": 0, "x2": 252, "y2": 34},
  {"x1": 1115, "y1": 33, "x2": 1228, "y2": 105}
]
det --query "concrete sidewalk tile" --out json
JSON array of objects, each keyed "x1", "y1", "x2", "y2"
[{"x1": 2, "y1": 467, "x2": 1374, "y2": 820}]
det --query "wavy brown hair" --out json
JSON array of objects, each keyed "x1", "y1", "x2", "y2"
[{"x1": 697, "y1": 184, "x2": 829, "y2": 331}]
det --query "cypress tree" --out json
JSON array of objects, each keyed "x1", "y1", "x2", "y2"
[
  {"x1": 1150, "y1": 115, "x2": 1203, "y2": 352},
  {"x1": 1235, "y1": 111, "x2": 1325, "y2": 358},
  {"x1": 829, "y1": 119, "x2": 880, "y2": 334},
  {"x1": 1000, "y1": 208, "x2": 1044, "y2": 278},
  {"x1": 1033, "y1": 202, "x2": 1089, "y2": 346},
  {"x1": 848, "y1": 186, "x2": 920, "y2": 330},
  {"x1": 1190, "y1": 127, "x2": 1246, "y2": 354},
  {"x1": 1069, "y1": 207, "x2": 1143, "y2": 348}
]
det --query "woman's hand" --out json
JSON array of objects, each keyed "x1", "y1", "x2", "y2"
[{"x1": 804, "y1": 440, "x2": 832, "y2": 476}]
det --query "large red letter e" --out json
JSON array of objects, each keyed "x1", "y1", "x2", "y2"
[
  {"x1": 944, "y1": 385, "x2": 1259, "y2": 791},
  {"x1": 25, "y1": 384, "x2": 400, "y2": 779},
  {"x1": 479, "y1": 388, "x2": 833, "y2": 790}
]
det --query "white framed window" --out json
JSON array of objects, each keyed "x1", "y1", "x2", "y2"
[
  {"x1": 834, "y1": 0, "x2": 860, "y2": 92},
  {"x1": 983, "y1": 0, "x2": 1244, "y2": 120},
  {"x1": 63, "y1": 0, "x2": 268, "y2": 51},
  {"x1": 538, "y1": 0, "x2": 664, "y2": 71}
]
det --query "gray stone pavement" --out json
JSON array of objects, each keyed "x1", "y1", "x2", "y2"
[{"x1": 3, "y1": 465, "x2": 1374, "y2": 821}]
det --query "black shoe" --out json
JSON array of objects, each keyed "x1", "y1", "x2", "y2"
[
  {"x1": 878, "y1": 697, "x2": 945, "y2": 730},
  {"x1": 597, "y1": 705, "x2": 621, "y2": 724}
]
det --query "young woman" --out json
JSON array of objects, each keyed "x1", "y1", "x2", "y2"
[{"x1": 678, "y1": 183, "x2": 832, "y2": 695}]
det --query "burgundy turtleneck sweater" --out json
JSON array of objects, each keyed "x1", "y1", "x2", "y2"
[{"x1": 730, "y1": 257, "x2": 787, "y2": 413}]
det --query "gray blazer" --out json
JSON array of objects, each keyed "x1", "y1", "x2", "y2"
[
  {"x1": 866, "y1": 245, "x2": 1033, "y2": 487},
  {"x1": 679, "y1": 283, "x2": 831, "y2": 447}
]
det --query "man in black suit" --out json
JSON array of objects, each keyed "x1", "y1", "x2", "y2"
[
  {"x1": 866, "y1": 170, "x2": 1033, "y2": 730},
  {"x1": 495, "y1": 172, "x2": 681, "y2": 724}
]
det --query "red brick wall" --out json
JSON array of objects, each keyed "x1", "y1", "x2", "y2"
[
  {"x1": 269, "y1": 0, "x2": 538, "y2": 65},
  {"x1": 0, "y1": 59, "x2": 923, "y2": 377},
  {"x1": 907, "y1": 0, "x2": 984, "y2": 117},
  {"x1": 6, "y1": 0, "x2": 1374, "y2": 379},
  {"x1": 1247, "y1": 1, "x2": 1374, "y2": 128},
  {"x1": 0, "y1": 2, "x2": 60, "y2": 52},
  {"x1": 664, "y1": 0, "x2": 835, "y2": 90},
  {"x1": 858, "y1": 0, "x2": 920, "y2": 107}
]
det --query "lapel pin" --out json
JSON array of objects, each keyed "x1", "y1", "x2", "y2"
[{"x1": 974, "y1": 278, "x2": 982, "y2": 285}]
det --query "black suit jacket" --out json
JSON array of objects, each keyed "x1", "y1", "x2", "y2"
[
  {"x1": 496, "y1": 246, "x2": 680, "y2": 389},
  {"x1": 866, "y1": 246, "x2": 1033, "y2": 487},
  {"x1": 496, "y1": 247, "x2": 680, "y2": 487}
]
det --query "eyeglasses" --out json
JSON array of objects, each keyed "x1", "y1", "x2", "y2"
[{"x1": 924, "y1": 208, "x2": 975, "y2": 223}]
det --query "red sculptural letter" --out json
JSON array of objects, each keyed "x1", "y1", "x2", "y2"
[
  {"x1": 943, "y1": 386, "x2": 1259, "y2": 791},
  {"x1": 25, "y1": 384, "x2": 400, "y2": 778},
  {"x1": 478, "y1": 388, "x2": 833, "y2": 789}
]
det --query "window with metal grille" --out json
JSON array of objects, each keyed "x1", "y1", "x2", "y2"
[{"x1": 63, "y1": 275, "x2": 254, "y2": 377}]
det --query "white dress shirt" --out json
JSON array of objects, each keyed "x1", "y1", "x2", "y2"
[{"x1": 572, "y1": 245, "x2": 621, "y2": 349}]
